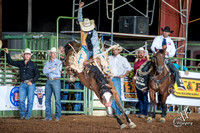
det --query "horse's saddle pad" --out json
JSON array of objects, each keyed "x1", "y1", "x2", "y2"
[{"x1": 136, "y1": 73, "x2": 149, "y2": 90}]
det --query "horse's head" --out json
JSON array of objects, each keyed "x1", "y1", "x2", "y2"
[
  {"x1": 100, "y1": 84, "x2": 113, "y2": 115},
  {"x1": 152, "y1": 47, "x2": 166, "y2": 74}
]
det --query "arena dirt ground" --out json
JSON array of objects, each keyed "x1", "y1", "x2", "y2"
[{"x1": 0, "y1": 113, "x2": 199, "y2": 133}]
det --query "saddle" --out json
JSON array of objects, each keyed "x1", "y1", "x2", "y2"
[{"x1": 68, "y1": 46, "x2": 113, "y2": 80}]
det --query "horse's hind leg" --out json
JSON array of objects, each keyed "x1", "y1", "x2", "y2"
[
  {"x1": 112, "y1": 107, "x2": 127, "y2": 129},
  {"x1": 112, "y1": 90, "x2": 136, "y2": 128}
]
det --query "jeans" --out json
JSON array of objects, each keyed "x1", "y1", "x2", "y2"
[
  {"x1": 19, "y1": 83, "x2": 36, "y2": 118},
  {"x1": 111, "y1": 78, "x2": 123, "y2": 116},
  {"x1": 62, "y1": 82, "x2": 84, "y2": 111},
  {"x1": 136, "y1": 88, "x2": 148, "y2": 116},
  {"x1": 45, "y1": 79, "x2": 61, "y2": 120},
  {"x1": 87, "y1": 51, "x2": 93, "y2": 60},
  {"x1": 82, "y1": 45, "x2": 93, "y2": 60}
]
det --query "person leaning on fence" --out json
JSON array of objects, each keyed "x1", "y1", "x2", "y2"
[
  {"x1": 172, "y1": 59, "x2": 189, "y2": 75},
  {"x1": 132, "y1": 47, "x2": 149, "y2": 119},
  {"x1": 43, "y1": 47, "x2": 62, "y2": 121},
  {"x1": 108, "y1": 45, "x2": 132, "y2": 116},
  {"x1": 4, "y1": 48, "x2": 40, "y2": 120}
]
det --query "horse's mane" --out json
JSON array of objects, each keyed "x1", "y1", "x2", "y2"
[
  {"x1": 158, "y1": 49, "x2": 165, "y2": 54},
  {"x1": 64, "y1": 41, "x2": 82, "y2": 55},
  {"x1": 64, "y1": 41, "x2": 72, "y2": 55}
]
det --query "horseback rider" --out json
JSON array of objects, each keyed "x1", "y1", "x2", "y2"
[
  {"x1": 150, "y1": 26, "x2": 186, "y2": 90},
  {"x1": 78, "y1": 2, "x2": 100, "y2": 60},
  {"x1": 71, "y1": 2, "x2": 111, "y2": 76}
]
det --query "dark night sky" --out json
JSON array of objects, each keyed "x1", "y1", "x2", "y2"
[{"x1": 2, "y1": 0, "x2": 200, "y2": 41}]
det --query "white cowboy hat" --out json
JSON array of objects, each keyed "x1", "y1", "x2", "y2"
[
  {"x1": 22, "y1": 48, "x2": 33, "y2": 56},
  {"x1": 135, "y1": 47, "x2": 148, "y2": 56},
  {"x1": 47, "y1": 47, "x2": 58, "y2": 55},
  {"x1": 79, "y1": 18, "x2": 95, "y2": 32},
  {"x1": 24, "y1": 48, "x2": 32, "y2": 54},
  {"x1": 0, "y1": 40, "x2": 2, "y2": 49},
  {"x1": 50, "y1": 47, "x2": 57, "y2": 53},
  {"x1": 112, "y1": 45, "x2": 123, "y2": 53}
]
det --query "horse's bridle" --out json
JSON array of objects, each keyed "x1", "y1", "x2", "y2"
[{"x1": 150, "y1": 56, "x2": 171, "y2": 89}]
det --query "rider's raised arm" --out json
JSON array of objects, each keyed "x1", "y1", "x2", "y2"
[
  {"x1": 78, "y1": 7, "x2": 84, "y2": 22},
  {"x1": 91, "y1": 30, "x2": 100, "y2": 56}
]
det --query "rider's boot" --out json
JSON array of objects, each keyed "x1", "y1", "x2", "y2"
[
  {"x1": 71, "y1": 47, "x2": 87, "y2": 73},
  {"x1": 167, "y1": 61, "x2": 186, "y2": 91}
]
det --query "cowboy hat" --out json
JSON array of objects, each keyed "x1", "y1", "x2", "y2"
[
  {"x1": 22, "y1": 48, "x2": 33, "y2": 56},
  {"x1": 112, "y1": 45, "x2": 123, "y2": 53},
  {"x1": 79, "y1": 18, "x2": 95, "y2": 32},
  {"x1": 161, "y1": 26, "x2": 174, "y2": 33},
  {"x1": 50, "y1": 47, "x2": 57, "y2": 53},
  {"x1": 47, "y1": 47, "x2": 58, "y2": 55},
  {"x1": 0, "y1": 40, "x2": 2, "y2": 49},
  {"x1": 135, "y1": 47, "x2": 148, "y2": 56}
]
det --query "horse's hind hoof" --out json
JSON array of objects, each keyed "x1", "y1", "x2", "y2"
[
  {"x1": 107, "y1": 114, "x2": 114, "y2": 118},
  {"x1": 120, "y1": 124, "x2": 127, "y2": 129},
  {"x1": 160, "y1": 118, "x2": 166, "y2": 123},
  {"x1": 147, "y1": 117, "x2": 153, "y2": 123},
  {"x1": 129, "y1": 122, "x2": 136, "y2": 129}
]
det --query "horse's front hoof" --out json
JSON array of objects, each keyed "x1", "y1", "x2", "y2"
[
  {"x1": 120, "y1": 124, "x2": 127, "y2": 129},
  {"x1": 160, "y1": 117, "x2": 166, "y2": 123},
  {"x1": 129, "y1": 122, "x2": 136, "y2": 129},
  {"x1": 147, "y1": 117, "x2": 153, "y2": 123}
]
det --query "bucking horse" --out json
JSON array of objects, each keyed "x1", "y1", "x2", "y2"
[{"x1": 63, "y1": 41, "x2": 136, "y2": 129}]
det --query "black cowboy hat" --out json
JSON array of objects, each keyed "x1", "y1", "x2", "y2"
[{"x1": 161, "y1": 26, "x2": 174, "y2": 33}]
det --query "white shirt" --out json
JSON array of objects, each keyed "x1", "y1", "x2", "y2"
[
  {"x1": 108, "y1": 54, "x2": 132, "y2": 77},
  {"x1": 151, "y1": 35, "x2": 176, "y2": 57}
]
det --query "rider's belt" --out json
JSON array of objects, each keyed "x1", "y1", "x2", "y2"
[
  {"x1": 47, "y1": 77, "x2": 60, "y2": 80},
  {"x1": 22, "y1": 79, "x2": 32, "y2": 83}
]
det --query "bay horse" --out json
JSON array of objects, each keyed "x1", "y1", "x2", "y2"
[
  {"x1": 147, "y1": 47, "x2": 174, "y2": 123},
  {"x1": 64, "y1": 41, "x2": 136, "y2": 129}
]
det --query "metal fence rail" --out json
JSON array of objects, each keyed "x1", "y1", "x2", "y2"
[{"x1": 0, "y1": 35, "x2": 91, "y2": 117}]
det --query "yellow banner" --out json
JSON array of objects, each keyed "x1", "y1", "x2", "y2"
[
  {"x1": 124, "y1": 82, "x2": 137, "y2": 99},
  {"x1": 174, "y1": 78, "x2": 200, "y2": 98}
]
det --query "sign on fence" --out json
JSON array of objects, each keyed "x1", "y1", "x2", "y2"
[
  {"x1": 122, "y1": 71, "x2": 200, "y2": 106},
  {"x1": 0, "y1": 86, "x2": 45, "y2": 110},
  {"x1": 166, "y1": 71, "x2": 200, "y2": 106}
]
